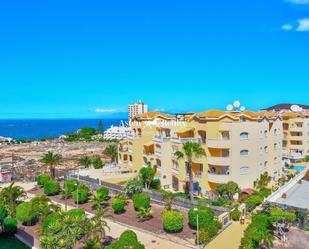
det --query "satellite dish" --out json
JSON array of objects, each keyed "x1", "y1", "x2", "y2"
[
  {"x1": 291, "y1": 104, "x2": 301, "y2": 112},
  {"x1": 240, "y1": 106, "x2": 246, "y2": 111},
  {"x1": 233, "y1": 100, "x2": 240, "y2": 108},
  {"x1": 226, "y1": 104, "x2": 233, "y2": 111}
]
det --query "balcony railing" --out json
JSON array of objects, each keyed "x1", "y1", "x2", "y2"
[
  {"x1": 207, "y1": 139, "x2": 231, "y2": 148},
  {"x1": 207, "y1": 172, "x2": 230, "y2": 184},
  {"x1": 170, "y1": 137, "x2": 198, "y2": 143},
  {"x1": 153, "y1": 135, "x2": 170, "y2": 143},
  {"x1": 207, "y1": 156, "x2": 230, "y2": 165}
]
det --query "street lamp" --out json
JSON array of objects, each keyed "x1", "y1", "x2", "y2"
[
  {"x1": 194, "y1": 207, "x2": 200, "y2": 249},
  {"x1": 75, "y1": 182, "x2": 79, "y2": 208}
]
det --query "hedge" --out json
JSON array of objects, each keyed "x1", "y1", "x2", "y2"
[
  {"x1": 150, "y1": 179, "x2": 161, "y2": 190},
  {"x1": 16, "y1": 202, "x2": 37, "y2": 225},
  {"x1": 96, "y1": 187, "x2": 109, "y2": 201},
  {"x1": 198, "y1": 220, "x2": 222, "y2": 244},
  {"x1": 231, "y1": 209, "x2": 242, "y2": 221},
  {"x1": 244, "y1": 195, "x2": 263, "y2": 212},
  {"x1": 67, "y1": 208, "x2": 86, "y2": 217},
  {"x1": 162, "y1": 210, "x2": 183, "y2": 232},
  {"x1": 132, "y1": 194, "x2": 150, "y2": 211},
  {"x1": 42, "y1": 212, "x2": 60, "y2": 233},
  {"x1": 188, "y1": 206, "x2": 214, "y2": 228},
  {"x1": 112, "y1": 199, "x2": 126, "y2": 214},
  {"x1": 36, "y1": 174, "x2": 51, "y2": 187},
  {"x1": 44, "y1": 180, "x2": 60, "y2": 196},
  {"x1": 105, "y1": 230, "x2": 145, "y2": 249},
  {"x1": 72, "y1": 188, "x2": 89, "y2": 204},
  {"x1": 3, "y1": 218, "x2": 17, "y2": 235}
]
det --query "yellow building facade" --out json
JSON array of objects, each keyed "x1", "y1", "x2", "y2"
[
  {"x1": 282, "y1": 112, "x2": 309, "y2": 162},
  {"x1": 118, "y1": 110, "x2": 284, "y2": 195}
]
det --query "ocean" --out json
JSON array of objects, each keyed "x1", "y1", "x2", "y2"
[{"x1": 0, "y1": 119, "x2": 126, "y2": 140}]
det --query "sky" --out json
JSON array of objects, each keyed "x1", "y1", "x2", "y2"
[{"x1": 0, "y1": 0, "x2": 309, "y2": 119}]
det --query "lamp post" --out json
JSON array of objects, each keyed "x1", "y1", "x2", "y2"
[
  {"x1": 75, "y1": 182, "x2": 79, "y2": 208},
  {"x1": 194, "y1": 207, "x2": 200, "y2": 249}
]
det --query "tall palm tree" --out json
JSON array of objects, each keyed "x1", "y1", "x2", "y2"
[
  {"x1": 0, "y1": 182, "x2": 26, "y2": 216},
  {"x1": 175, "y1": 141, "x2": 206, "y2": 201},
  {"x1": 40, "y1": 151, "x2": 62, "y2": 180},
  {"x1": 103, "y1": 145, "x2": 118, "y2": 163},
  {"x1": 79, "y1": 156, "x2": 92, "y2": 168}
]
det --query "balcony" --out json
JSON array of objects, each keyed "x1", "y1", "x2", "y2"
[
  {"x1": 127, "y1": 134, "x2": 141, "y2": 140},
  {"x1": 208, "y1": 139, "x2": 231, "y2": 148},
  {"x1": 155, "y1": 150, "x2": 162, "y2": 157},
  {"x1": 207, "y1": 156, "x2": 230, "y2": 165},
  {"x1": 170, "y1": 137, "x2": 198, "y2": 144},
  {"x1": 289, "y1": 126, "x2": 303, "y2": 132},
  {"x1": 119, "y1": 147, "x2": 128, "y2": 152},
  {"x1": 153, "y1": 135, "x2": 170, "y2": 143},
  {"x1": 289, "y1": 144, "x2": 303, "y2": 150},
  {"x1": 207, "y1": 173, "x2": 230, "y2": 184}
]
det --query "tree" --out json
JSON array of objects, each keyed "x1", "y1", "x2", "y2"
[
  {"x1": 139, "y1": 165, "x2": 156, "y2": 189},
  {"x1": 79, "y1": 156, "x2": 92, "y2": 168},
  {"x1": 304, "y1": 155, "x2": 309, "y2": 162},
  {"x1": 174, "y1": 141, "x2": 206, "y2": 200},
  {"x1": 31, "y1": 195, "x2": 60, "y2": 222},
  {"x1": 0, "y1": 182, "x2": 26, "y2": 217},
  {"x1": 39, "y1": 151, "x2": 62, "y2": 180},
  {"x1": 92, "y1": 157, "x2": 104, "y2": 169},
  {"x1": 124, "y1": 177, "x2": 143, "y2": 197},
  {"x1": 79, "y1": 127, "x2": 97, "y2": 137},
  {"x1": 161, "y1": 191, "x2": 175, "y2": 211},
  {"x1": 254, "y1": 172, "x2": 271, "y2": 191},
  {"x1": 104, "y1": 145, "x2": 118, "y2": 163},
  {"x1": 97, "y1": 120, "x2": 104, "y2": 134},
  {"x1": 216, "y1": 181, "x2": 240, "y2": 200}
]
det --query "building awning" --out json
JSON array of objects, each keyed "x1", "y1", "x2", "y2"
[
  {"x1": 176, "y1": 127, "x2": 195, "y2": 135},
  {"x1": 242, "y1": 188, "x2": 254, "y2": 195},
  {"x1": 143, "y1": 142, "x2": 154, "y2": 148}
]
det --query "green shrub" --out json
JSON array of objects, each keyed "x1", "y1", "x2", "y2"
[
  {"x1": 44, "y1": 180, "x2": 60, "y2": 196},
  {"x1": 162, "y1": 210, "x2": 183, "y2": 232},
  {"x1": 36, "y1": 174, "x2": 51, "y2": 186},
  {"x1": 150, "y1": 179, "x2": 161, "y2": 190},
  {"x1": 304, "y1": 155, "x2": 309, "y2": 162},
  {"x1": 113, "y1": 194, "x2": 129, "y2": 205},
  {"x1": 188, "y1": 206, "x2": 214, "y2": 228},
  {"x1": 132, "y1": 194, "x2": 151, "y2": 211},
  {"x1": 112, "y1": 198, "x2": 126, "y2": 214},
  {"x1": 92, "y1": 157, "x2": 104, "y2": 169},
  {"x1": 72, "y1": 188, "x2": 89, "y2": 204},
  {"x1": 16, "y1": 202, "x2": 37, "y2": 225},
  {"x1": 304, "y1": 226, "x2": 309, "y2": 231},
  {"x1": 67, "y1": 208, "x2": 86, "y2": 217},
  {"x1": 198, "y1": 220, "x2": 221, "y2": 244},
  {"x1": 231, "y1": 209, "x2": 242, "y2": 221},
  {"x1": 3, "y1": 218, "x2": 17, "y2": 235},
  {"x1": 96, "y1": 187, "x2": 109, "y2": 201},
  {"x1": 64, "y1": 179, "x2": 78, "y2": 194},
  {"x1": 42, "y1": 212, "x2": 60, "y2": 233},
  {"x1": 244, "y1": 195, "x2": 263, "y2": 212},
  {"x1": 0, "y1": 204, "x2": 8, "y2": 222},
  {"x1": 257, "y1": 188, "x2": 271, "y2": 198},
  {"x1": 105, "y1": 230, "x2": 145, "y2": 249}
]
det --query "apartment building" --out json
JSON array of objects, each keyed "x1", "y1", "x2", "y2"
[
  {"x1": 128, "y1": 101, "x2": 148, "y2": 121},
  {"x1": 118, "y1": 110, "x2": 283, "y2": 195},
  {"x1": 282, "y1": 112, "x2": 309, "y2": 162}
]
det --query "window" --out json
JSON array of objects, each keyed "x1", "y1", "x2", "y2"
[
  {"x1": 264, "y1": 161, "x2": 268, "y2": 168},
  {"x1": 240, "y1": 150, "x2": 249, "y2": 156},
  {"x1": 240, "y1": 132, "x2": 249, "y2": 140},
  {"x1": 264, "y1": 146, "x2": 268, "y2": 153},
  {"x1": 264, "y1": 130, "x2": 268, "y2": 138},
  {"x1": 274, "y1": 143, "x2": 277, "y2": 150},
  {"x1": 240, "y1": 167, "x2": 249, "y2": 174},
  {"x1": 274, "y1": 129, "x2": 277, "y2": 135}
]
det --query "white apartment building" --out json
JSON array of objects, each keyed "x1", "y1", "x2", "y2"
[{"x1": 128, "y1": 101, "x2": 148, "y2": 121}]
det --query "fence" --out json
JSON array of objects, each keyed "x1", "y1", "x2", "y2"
[{"x1": 67, "y1": 172, "x2": 228, "y2": 216}]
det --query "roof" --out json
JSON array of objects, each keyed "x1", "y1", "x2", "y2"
[
  {"x1": 134, "y1": 111, "x2": 174, "y2": 120},
  {"x1": 196, "y1": 110, "x2": 226, "y2": 118}
]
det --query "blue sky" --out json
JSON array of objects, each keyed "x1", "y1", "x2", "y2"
[{"x1": 0, "y1": 0, "x2": 309, "y2": 119}]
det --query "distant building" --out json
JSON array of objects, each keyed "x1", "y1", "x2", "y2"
[
  {"x1": 103, "y1": 126, "x2": 132, "y2": 140},
  {"x1": 128, "y1": 100, "x2": 148, "y2": 121}
]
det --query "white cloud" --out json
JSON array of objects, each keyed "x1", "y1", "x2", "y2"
[
  {"x1": 296, "y1": 18, "x2": 309, "y2": 31},
  {"x1": 282, "y1": 24, "x2": 293, "y2": 30},
  {"x1": 95, "y1": 108, "x2": 122, "y2": 113},
  {"x1": 286, "y1": 0, "x2": 309, "y2": 4}
]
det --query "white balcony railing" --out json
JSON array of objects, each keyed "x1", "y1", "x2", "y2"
[{"x1": 170, "y1": 137, "x2": 198, "y2": 143}]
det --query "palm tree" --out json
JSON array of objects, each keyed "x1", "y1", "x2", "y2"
[
  {"x1": 175, "y1": 141, "x2": 206, "y2": 201},
  {"x1": 103, "y1": 145, "x2": 118, "y2": 163},
  {"x1": 162, "y1": 191, "x2": 175, "y2": 210},
  {"x1": 79, "y1": 156, "x2": 92, "y2": 168},
  {"x1": 254, "y1": 172, "x2": 271, "y2": 191},
  {"x1": 0, "y1": 182, "x2": 26, "y2": 217},
  {"x1": 40, "y1": 151, "x2": 62, "y2": 180}
]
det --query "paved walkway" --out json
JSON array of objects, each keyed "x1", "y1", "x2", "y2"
[{"x1": 204, "y1": 221, "x2": 248, "y2": 249}]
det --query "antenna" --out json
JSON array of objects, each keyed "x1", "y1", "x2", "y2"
[
  {"x1": 226, "y1": 101, "x2": 246, "y2": 112},
  {"x1": 240, "y1": 106, "x2": 246, "y2": 111},
  {"x1": 226, "y1": 104, "x2": 233, "y2": 111},
  {"x1": 233, "y1": 100, "x2": 240, "y2": 108}
]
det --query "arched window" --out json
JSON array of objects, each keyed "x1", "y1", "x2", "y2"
[
  {"x1": 264, "y1": 146, "x2": 268, "y2": 153},
  {"x1": 240, "y1": 132, "x2": 249, "y2": 140},
  {"x1": 240, "y1": 167, "x2": 249, "y2": 174},
  {"x1": 240, "y1": 150, "x2": 249, "y2": 156}
]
